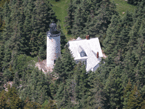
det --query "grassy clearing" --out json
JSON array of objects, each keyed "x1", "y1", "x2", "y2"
[
  {"x1": 48, "y1": 0, "x2": 72, "y2": 41},
  {"x1": 110, "y1": 0, "x2": 136, "y2": 17},
  {"x1": 48, "y1": 0, "x2": 136, "y2": 40}
]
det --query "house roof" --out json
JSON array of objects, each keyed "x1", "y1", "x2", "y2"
[{"x1": 68, "y1": 37, "x2": 103, "y2": 72}]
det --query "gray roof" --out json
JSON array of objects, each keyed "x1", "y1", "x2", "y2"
[{"x1": 68, "y1": 37, "x2": 103, "y2": 72}]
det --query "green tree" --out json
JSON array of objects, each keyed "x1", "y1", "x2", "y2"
[
  {"x1": 65, "y1": 0, "x2": 75, "y2": 34},
  {"x1": 53, "y1": 57, "x2": 63, "y2": 75},
  {"x1": 127, "y1": 17, "x2": 141, "y2": 51},
  {"x1": 103, "y1": 15, "x2": 121, "y2": 55},
  {"x1": 102, "y1": 66, "x2": 124, "y2": 109},
  {"x1": 93, "y1": 0, "x2": 117, "y2": 43},
  {"x1": 72, "y1": 63, "x2": 92, "y2": 109},
  {"x1": 19, "y1": 68, "x2": 51, "y2": 105},
  {"x1": 128, "y1": 0, "x2": 141, "y2": 5},
  {"x1": 126, "y1": 85, "x2": 143, "y2": 109},
  {"x1": 0, "y1": 85, "x2": 23, "y2": 109},
  {"x1": 123, "y1": 79, "x2": 132, "y2": 109},
  {"x1": 0, "y1": 44, "x2": 4, "y2": 71},
  {"x1": 23, "y1": 97, "x2": 42, "y2": 109},
  {"x1": 71, "y1": 5, "x2": 86, "y2": 38},
  {"x1": 41, "y1": 100, "x2": 58, "y2": 109},
  {"x1": 0, "y1": 0, "x2": 10, "y2": 33},
  {"x1": 60, "y1": 46, "x2": 76, "y2": 81},
  {"x1": 12, "y1": 72, "x2": 20, "y2": 89},
  {"x1": 1, "y1": 0, "x2": 57, "y2": 58},
  {"x1": 38, "y1": 46, "x2": 46, "y2": 60},
  {"x1": 134, "y1": 28, "x2": 145, "y2": 86},
  {"x1": 60, "y1": 30, "x2": 67, "y2": 51}
]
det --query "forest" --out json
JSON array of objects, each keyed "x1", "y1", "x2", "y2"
[{"x1": 0, "y1": 0, "x2": 145, "y2": 108}]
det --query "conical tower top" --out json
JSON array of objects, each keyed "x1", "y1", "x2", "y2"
[
  {"x1": 48, "y1": 21, "x2": 60, "y2": 37},
  {"x1": 49, "y1": 21, "x2": 57, "y2": 33}
]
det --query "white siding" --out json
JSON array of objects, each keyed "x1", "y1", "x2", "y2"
[
  {"x1": 68, "y1": 37, "x2": 103, "y2": 72},
  {"x1": 47, "y1": 33, "x2": 61, "y2": 69}
]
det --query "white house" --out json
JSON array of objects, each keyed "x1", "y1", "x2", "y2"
[{"x1": 67, "y1": 35, "x2": 103, "y2": 72}]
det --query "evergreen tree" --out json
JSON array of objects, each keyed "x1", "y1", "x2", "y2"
[
  {"x1": 1, "y1": 0, "x2": 57, "y2": 58},
  {"x1": 19, "y1": 68, "x2": 51, "y2": 105},
  {"x1": 0, "y1": 72, "x2": 4, "y2": 91},
  {"x1": 65, "y1": 0, "x2": 75, "y2": 34},
  {"x1": 53, "y1": 57, "x2": 64, "y2": 75},
  {"x1": 103, "y1": 11, "x2": 133, "y2": 56},
  {"x1": 23, "y1": 97, "x2": 42, "y2": 109},
  {"x1": 41, "y1": 100, "x2": 58, "y2": 109},
  {"x1": 123, "y1": 79, "x2": 132, "y2": 109},
  {"x1": 1, "y1": 1, "x2": 11, "y2": 41},
  {"x1": 73, "y1": 63, "x2": 92, "y2": 109},
  {"x1": 38, "y1": 46, "x2": 46, "y2": 60},
  {"x1": 133, "y1": 0, "x2": 145, "y2": 20},
  {"x1": 103, "y1": 15, "x2": 121, "y2": 55},
  {"x1": 128, "y1": 0, "x2": 141, "y2": 5},
  {"x1": 54, "y1": 80, "x2": 73, "y2": 109},
  {"x1": 122, "y1": 50, "x2": 137, "y2": 86},
  {"x1": 12, "y1": 72, "x2": 20, "y2": 89},
  {"x1": 22, "y1": 0, "x2": 35, "y2": 55},
  {"x1": 60, "y1": 46, "x2": 76, "y2": 80},
  {"x1": 93, "y1": 0, "x2": 117, "y2": 43},
  {"x1": 102, "y1": 66, "x2": 124, "y2": 109},
  {"x1": 127, "y1": 17, "x2": 141, "y2": 51},
  {"x1": 0, "y1": 44, "x2": 4, "y2": 71},
  {"x1": 60, "y1": 30, "x2": 67, "y2": 51},
  {"x1": 87, "y1": 69, "x2": 104, "y2": 108},
  {"x1": 71, "y1": 5, "x2": 86, "y2": 38},
  {"x1": 83, "y1": 0, "x2": 101, "y2": 39},
  {"x1": 10, "y1": 54, "x2": 35, "y2": 79},
  {"x1": 134, "y1": 28, "x2": 145, "y2": 86},
  {"x1": 126, "y1": 85, "x2": 143, "y2": 109},
  {"x1": 0, "y1": 0, "x2": 10, "y2": 34},
  {"x1": 0, "y1": 85, "x2": 23, "y2": 109}
]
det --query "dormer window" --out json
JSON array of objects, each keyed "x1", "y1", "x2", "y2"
[
  {"x1": 78, "y1": 46, "x2": 87, "y2": 57},
  {"x1": 80, "y1": 51, "x2": 87, "y2": 57}
]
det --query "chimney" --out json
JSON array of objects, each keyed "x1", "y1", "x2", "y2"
[
  {"x1": 86, "y1": 35, "x2": 89, "y2": 40},
  {"x1": 97, "y1": 52, "x2": 99, "y2": 58}
]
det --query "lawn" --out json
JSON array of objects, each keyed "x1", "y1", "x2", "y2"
[
  {"x1": 48, "y1": 0, "x2": 72, "y2": 41},
  {"x1": 110, "y1": 0, "x2": 136, "y2": 17},
  {"x1": 48, "y1": 0, "x2": 137, "y2": 40}
]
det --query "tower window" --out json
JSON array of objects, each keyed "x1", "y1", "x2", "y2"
[{"x1": 54, "y1": 60, "x2": 56, "y2": 63}]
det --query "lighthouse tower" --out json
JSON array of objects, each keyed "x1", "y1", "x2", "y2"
[{"x1": 46, "y1": 22, "x2": 61, "y2": 70}]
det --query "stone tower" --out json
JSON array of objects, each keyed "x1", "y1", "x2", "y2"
[{"x1": 46, "y1": 22, "x2": 61, "y2": 70}]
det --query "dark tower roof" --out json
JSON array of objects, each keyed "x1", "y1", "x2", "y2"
[
  {"x1": 49, "y1": 21, "x2": 57, "y2": 33},
  {"x1": 47, "y1": 22, "x2": 60, "y2": 37}
]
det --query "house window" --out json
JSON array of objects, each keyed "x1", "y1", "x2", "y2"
[
  {"x1": 80, "y1": 51, "x2": 87, "y2": 57},
  {"x1": 75, "y1": 60, "x2": 87, "y2": 65}
]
